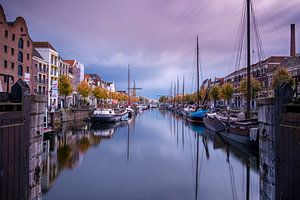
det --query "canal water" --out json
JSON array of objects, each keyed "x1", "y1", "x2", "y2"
[{"x1": 42, "y1": 109, "x2": 260, "y2": 200}]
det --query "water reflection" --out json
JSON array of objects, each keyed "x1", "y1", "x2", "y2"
[
  {"x1": 41, "y1": 110, "x2": 260, "y2": 200},
  {"x1": 167, "y1": 110, "x2": 259, "y2": 200}
]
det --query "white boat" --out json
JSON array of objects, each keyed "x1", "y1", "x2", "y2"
[{"x1": 91, "y1": 109, "x2": 127, "y2": 123}]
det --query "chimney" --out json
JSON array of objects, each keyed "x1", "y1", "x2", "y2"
[{"x1": 290, "y1": 24, "x2": 296, "y2": 57}]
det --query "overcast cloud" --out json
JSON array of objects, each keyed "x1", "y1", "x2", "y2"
[{"x1": 1, "y1": 0, "x2": 299, "y2": 98}]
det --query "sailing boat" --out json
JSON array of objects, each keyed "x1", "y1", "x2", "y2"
[
  {"x1": 187, "y1": 36, "x2": 209, "y2": 123},
  {"x1": 218, "y1": 0, "x2": 259, "y2": 147}
]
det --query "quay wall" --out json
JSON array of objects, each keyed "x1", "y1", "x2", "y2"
[
  {"x1": 258, "y1": 97, "x2": 276, "y2": 200},
  {"x1": 28, "y1": 95, "x2": 47, "y2": 200},
  {"x1": 51, "y1": 110, "x2": 92, "y2": 130},
  {"x1": 258, "y1": 83, "x2": 300, "y2": 200}
]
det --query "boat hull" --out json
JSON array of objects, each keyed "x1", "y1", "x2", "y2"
[
  {"x1": 218, "y1": 125, "x2": 258, "y2": 147},
  {"x1": 91, "y1": 113, "x2": 126, "y2": 123},
  {"x1": 203, "y1": 114, "x2": 226, "y2": 132}
]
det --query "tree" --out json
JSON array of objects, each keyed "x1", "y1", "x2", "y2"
[
  {"x1": 272, "y1": 67, "x2": 294, "y2": 89},
  {"x1": 159, "y1": 96, "x2": 168, "y2": 103},
  {"x1": 239, "y1": 78, "x2": 261, "y2": 98},
  {"x1": 210, "y1": 85, "x2": 220, "y2": 107},
  {"x1": 221, "y1": 83, "x2": 234, "y2": 106},
  {"x1": 93, "y1": 87, "x2": 108, "y2": 105},
  {"x1": 58, "y1": 75, "x2": 73, "y2": 107},
  {"x1": 77, "y1": 81, "x2": 91, "y2": 99}
]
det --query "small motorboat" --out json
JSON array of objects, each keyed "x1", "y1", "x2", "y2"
[{"x1": 91, "y1": 109, "x2": 127, "y2": 123}]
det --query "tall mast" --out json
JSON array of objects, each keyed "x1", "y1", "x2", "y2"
[
  {"x1": 171, "y1": 82, "x2": 173, "y2": 103},
  {"x1": 128, "y1": 65, "x2": 131, "y2": 105},
  {"x1": 196, "y1": 36, "x2": 200, "y2": 105},
  {"x1": 174, "y1": 82, "x2": 176, "y2": 105},
  {"x1": 182, "y1": 76, "x2": 185, "y2": 106},
  {"x1": 246, "y1": 0, "x2": 251, "y2": 117},
  {"x1": 177, "y1": 76, "x2": 179, "y2": 103}
]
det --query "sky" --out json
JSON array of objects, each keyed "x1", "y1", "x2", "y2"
[{"x1": 1, "y1": 0, "x2": 299, "y2": 99}]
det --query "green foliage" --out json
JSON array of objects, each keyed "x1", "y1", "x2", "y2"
[
  {"x1": 77, "y1": 81, "x2": 91, "y2": 98},
  {"x1": 93, "y1": 87, "x2": 108, "y2": 100},
  {"x1": 159, "y1": 96, "x2": 168, "y2": 103},
  {"x1": 272, "y1": 67, "x2": 294, "y2": 88},
  {"x1": 210, "y1": 85, "x2": 221, "y2": 101},
  {"x1": 184, "y1": 93, "x2": 196, "y2": 104},
  {"x1": 221, "y1": 83, "x2": 234, "y2": 101},
  {"x1": 58, "y1": 75, "x2": 72, "y2": 97},
  {"x1": 239, "y1": 78, "x2": 261, "y2": 98}
]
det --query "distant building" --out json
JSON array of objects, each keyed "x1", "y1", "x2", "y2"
[
  {"x1": 32, "y1": 48, "x2": 48, "y2": 95},
  {"x1": 33, "y1": 41, "x2": 60, "y2": 108},
  {"x1": 0, "y1": 5, "x2": 34, "y2": 93},
  {"x1": 59, "y1": 57, "x2": 70, "y2": 76},
  {"x1": 88, "y1": 73, "x2": 102, "y2": 87},
  {"x1": 223, "y1": 56, "x2": 289, "y2": 110},
  {"x1": 107, "y1": 82, "x2": 115, "y2": 92}
]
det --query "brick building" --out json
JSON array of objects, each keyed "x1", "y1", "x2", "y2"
[{"x1": 0, "y1": 5, "x2": 34, "y2": 93}]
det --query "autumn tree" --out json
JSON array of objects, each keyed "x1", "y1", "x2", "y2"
[
  {"x1": 272, "y1": 67, "x2": 294, "y2": 88},
  {"x1": 221, "y1": 83, "x2": 234, "y2": 106},
  {"x1": 159, "y1": 96, "x2": 168, "y2": 103},
  {"x1": 77, "y1": 81, "x2": 91, "y2": 99},
  {"x1": 210, "y1": 85, "x2": 220, "y2": 107},
  {"x1": 58, "y1": 75, "x2": 73, "y2": 107},
  {"x1": 239, "y1": 78, "x2": 261, "y2": 98},
  {"x1": 93, "y1": 87, "x2": 108, "y2": 105}
]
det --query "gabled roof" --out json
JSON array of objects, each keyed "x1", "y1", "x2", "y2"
[
  {"x1": 32, "y1": 48, "x2": 43, "y2": 59},
  {"x1": 265, "y1": 56, "x2": 289, "y2": 64},
  {"x1": 33, "y1": 42, "x2": 57, "y2": 51},
  {"x1": 64, "y1": 60, "x2": 76, "y2": 66},
  {"x1": 84, "y1": 74, "x2": 91, "y2": 79}
]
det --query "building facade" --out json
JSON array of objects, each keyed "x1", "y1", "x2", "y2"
[
  {"x1": 0, "y1": 5, "x2": 34, "y2": 93},
  {"x1": 32, "y1": 48, "x2": 48, "y2": 96},
  {"x1": 33, "y1": 42, "x2": 60, "y2": 108}
]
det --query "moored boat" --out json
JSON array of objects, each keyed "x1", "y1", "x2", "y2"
[
  {"x1": 187, "y1": 109, "x2": 208, "y2": 123},
  {"x1": 203, "y1": 113, "x2": 226, "y2": 132},
  {"x1": 219, "y1": 118, "x2": 259, "y2": 147},
  {"x1": 91, "y1": 109, "x2": 127, "y2": 123}
]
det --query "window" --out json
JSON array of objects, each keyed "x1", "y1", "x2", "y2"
[
  {"x1": 27, "y1": 41, "x2": 30, "y2": 47},
  {"x1": 18, "y1": 65, "x2": 23, "y2": 76},
  {"x1": 43, "y1": 87, "x2": 45, "y2": 95},
  {"x1": 5, "y1": 30, "x2": 8, "y2": 37},
  {"x1": 11, "y1": 48, "x2": 14, "y2": 56},
  {"x1": 27, "y1": 53, "x2": 30, "y2": 60},
  {"x1": 12, "y1": 34, "x2": 15, "y2": 41},
  {"x1": 20, "y1": 27, "x2": 23, "y2": 32},
  {"x1": 18, "y1": 38, "x2": 24, "y2": 49},
  {"x1": 4, "y1": 45, "x2": 7, "y2": 53},
  {"x1": 4, "y1": 60, "x2": 7, "y2": 68},
  {"x1": 39, "y1": 63, "x2": 42, "y2": 71},
  {"x1": 26, "y1": 66, "x2": 29, "y2": 73},
  {"x1": 39, "y1": 74, "x2": 42, "y2": 83},
  {"x1": 11, "y1": 62, "x2": 14, "y2": 69},
  {"x1": 18, "y1": 51, "x2": 23, "y2": 62},
  {"x1": 38, "y1": 86, "x2": 42, "y2": 95}
]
